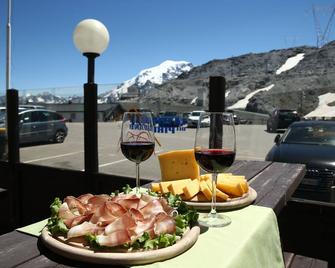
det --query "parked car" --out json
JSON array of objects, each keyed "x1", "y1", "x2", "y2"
[
  {"x1": 0, "y1": 109, "x2": 68, "y2": 144},
  {"x1": 265, "y1": 121, "x2": 335, "y2": 202},
  {"x1": 156, "y1": 111, "x2": 183, "y2": 127},
  {"x1": 187, "y1": 111, "x2": 205, "y2": 127},
  {"x1": 267, "y1": 109, "x2": 300, "y2": 133}
]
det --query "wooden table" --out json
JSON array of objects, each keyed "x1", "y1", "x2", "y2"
[{"x1": 0, "y1": 161, "x2": 306, "y2": 268}]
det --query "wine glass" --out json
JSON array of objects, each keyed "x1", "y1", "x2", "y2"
[
  {"x1": 120, "y1": 112, "x2": 155, "y2": 193},
  {"x1": 194, "y1": 112, "x2": 236, "y2": 227}
]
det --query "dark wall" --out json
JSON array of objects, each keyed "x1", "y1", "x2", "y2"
[
  {"x1": 278, "y1": 200, "x2": 335, "y2": 266},
  {"x1": 0, "y1": 161, "x2": 152, "y2": 233}
]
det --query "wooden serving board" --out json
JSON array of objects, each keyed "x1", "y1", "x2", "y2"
[
  {"x1": 40, "y1": 226, "x2": 200, "y2": 265},
  {"x1": 184, "y1": 187, "x2": 257, "y2": 211}
]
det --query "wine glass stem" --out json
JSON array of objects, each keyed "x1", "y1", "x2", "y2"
[
  {"x1": 136, "y1": 162, "x2": 140, "y2": 193},
  {"x1": 210, "y1": 173, "x2": 218, "y2": 216}
]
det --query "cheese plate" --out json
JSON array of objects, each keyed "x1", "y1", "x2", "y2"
[
  {"x1": 184, "y1": 187, "x2": 257, "y2": 211},
  {"x1": 40, "y1": 225, "x2": 200, "y2": 265}
]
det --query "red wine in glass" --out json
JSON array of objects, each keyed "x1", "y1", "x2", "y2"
[
  {"x1": 195, "y1": 149, "x2": 235, "y2": 173},
  {"x1": 121, "y1": 112, "x2": 155, "y2": 193},
  {"x1": 194, "y1": 112, "x2": 236, "y2": 227},
  {"x1": 121, "y1": 141, "x2": 155, "y2": 163}
]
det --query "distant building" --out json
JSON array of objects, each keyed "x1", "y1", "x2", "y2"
[{"x1": 41, "y1": 103, "x2": 123, "y2": 122}]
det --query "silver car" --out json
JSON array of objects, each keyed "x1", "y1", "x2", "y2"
[{"x1": 0, "y1": 109, "x2": 68, "y2": 144}]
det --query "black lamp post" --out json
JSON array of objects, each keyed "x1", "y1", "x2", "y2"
[{"x1": 73, "y1": 19, "x2": 110, "y2": 176}]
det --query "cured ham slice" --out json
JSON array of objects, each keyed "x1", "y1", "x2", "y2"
[
  {"x1": 154, "y1": 213, "x2": 176, "y2": 235},
  {"x1": 96, "y1": 230, "x2": 131, "y2": 247},
  {"x1": 64, "y1": 214, "x2": 93, "y2": 229},
  {"x1": 86, "y1": 194, "x2": 111, "y2": 211},
  {"x1": 160, "y1": 198, "x2": 177, "y2": 216},
  {"x1": 64, "y1": 196, "x2": 88, "y2": 215},
  {"x1": 67, "y1": 221, "x2": 104, "y2": 239},
  {"x1": 54, "y1": 192, "x2": 182, "y2": 248},
  {"x1": 116, "y1": 195, "x2": 140, "y2": 210},
  {"x1": 105, "y1": 212, "x2": 136, "y2": 235},
  {"x1": 90, "y1": 203, "x2": 118, "y2": 224},
  {"x1": 58, "y1": 203, "x2": 75, "y2": 220},
  {"x1": 77, "y1": 193, "x2": 94, "y2": 204},
  {"x1": 105, "y1": 201, "x2": 127, "y2": 217},
  {"x1": 140, "y1": 199, "x2": 166, "y2": 219},
  {"x1": 128, "y1": 214, "x2": 156, "y2": 237},
  {"x1": 129, "y1": 208, "x2": 144, "y2": 222}
]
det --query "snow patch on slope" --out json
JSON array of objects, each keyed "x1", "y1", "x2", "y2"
[
  {"x1": 276, "y1": 53, "x2": 305, "y2": 75},
  {"x1": 228, "y1": 84, "x2": 274, "y2": 109},
  {"x1": 305, "y1": 92, "x2": 335, "y2": 118}
]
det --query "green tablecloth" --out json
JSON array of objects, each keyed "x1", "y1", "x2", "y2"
[{"x1": 17, "y1": 205, "x2": 284, "y2": 268}]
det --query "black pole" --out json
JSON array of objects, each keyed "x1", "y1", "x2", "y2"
[
  {"x1": 6, "y1": 88, "x2": 21, "y2": 227},
  {"x1": 208, "y1": 76, "x2": 226, "y2": 149},
  {"x1": 208, "y1": 76, "x2": 226, "y2": 112},
  {"x1": 6, "y1": 89, "x2": 20, "y2": 163},
  {"x1": 83, "y1": 53, "x2": 99, "y2": 186}
]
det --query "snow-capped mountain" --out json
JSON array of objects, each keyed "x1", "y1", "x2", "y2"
[
  {"x1": 102, "y1": 60, "x2": 193, "y2": 99},
  {"x1": 21, "y1": 92, "x2": 68, "y2": 104}
]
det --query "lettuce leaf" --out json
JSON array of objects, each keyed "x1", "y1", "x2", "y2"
[{"x1": 47, "y1": 197, "x2": 68, "y2": 236}]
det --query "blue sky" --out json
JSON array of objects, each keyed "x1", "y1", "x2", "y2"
[{"x1": 0, "y1": 0, "x2": 334, "y2": 92}]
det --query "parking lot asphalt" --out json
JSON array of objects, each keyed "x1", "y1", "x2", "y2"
[{"x1": 20, "y1": 122, "x2": 279, "y2": 181}]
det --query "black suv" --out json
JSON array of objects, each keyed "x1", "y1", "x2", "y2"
[{"x1": 267, "y1": 109, "x2": 300, "y2": 133}]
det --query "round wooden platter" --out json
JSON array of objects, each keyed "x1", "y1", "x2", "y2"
[
  {"x1": 40, "y1": 226, "x2": 200, "y2": 265},
  {"x1": 184, "y1": 187, "x2": 257, "y2": 211}
]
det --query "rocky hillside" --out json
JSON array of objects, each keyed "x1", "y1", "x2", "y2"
[{"x1": 141, "y1": 41, "x2": 335, "y2": 115}]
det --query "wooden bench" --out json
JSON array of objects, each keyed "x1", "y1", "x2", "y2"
[{"x1": 284, "y1": 252, "x2": 328, "y2": 268}]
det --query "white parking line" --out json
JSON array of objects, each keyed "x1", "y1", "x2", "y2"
[
  {"x1": 98, "y1": 158, "x2": 128, "y2": 168},
  {"x1": 23, "y1": 151, "x2": 84, "y2": 163}
]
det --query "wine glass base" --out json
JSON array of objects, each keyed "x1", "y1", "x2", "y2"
[{"x1": 198, "y1": 213, "x2": 231, "y2": 228}]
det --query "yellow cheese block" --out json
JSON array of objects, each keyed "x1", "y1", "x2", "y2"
[
  {"x1": 217, "y1": 180, "x2": 244, "y2": 197},
  {"x1": 217, "y1": 175, "x2": 249, "y2": 194},
  {"x1": 189, "y1": 192, "x2": 208, "y2": 202},
  {"x1": 151, "y1": 183, "x2": 161, "y2": 193},
  {"x1": 205, "y1": 180, "x2": 229, "y2": 201},
  {"x1": 158, "y1": 149, "x2": 200, "y2": 181},
  {"x1": 167, "y1": 179, "x2": 192, "y2": 195},
  {"x1": 199, "y1": 174, "x2": 211, "y2": 181},
  {"x1": 159, "y1": 181, "x2": 172, "y2": 194},
  {"x1": 183, "y1": 179, "x2": 200, "y2": 200},
  {"x1": 199, "y1": 180, "x2": 212, "y2": 200}
]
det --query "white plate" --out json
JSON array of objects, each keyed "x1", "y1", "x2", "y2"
[
  {"x1": 184, "y1": 187, "x2": 257, "y2": 211},
  {"x1": 40, "y1": 226, "x2": 200, "y2": 265}
]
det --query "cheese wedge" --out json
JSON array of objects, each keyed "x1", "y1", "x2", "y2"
[
  {"x1": 167, "y1": 179, "x2": 192, "y2": 195},
  {"x1": 183, "y1": 179, "x2": 200, "y2": 200},
  {"x1": 159, "y1": 181, "x2": 172, "y2": 194},
  {"x1": 205, "y1": 180, "x2": 229, "y2": 201},
  {"x1": 217, "y1": 180, "x2": 244, "y2": 197},
  {"x1": 217, "y1": 175, "x2": 249, "y2": 194},
  {"x1": 151, "y1": 183, "x2": 161, "y2": 193},
  {"x1": 158, "y1": 149, "x2": 200, "y2": 181},
  {"x1": 199, "y1": 180, "x2": 212, "y2": 200},
  {"x1": 199, "y1": 174, "x2": 211, "y2": 181},
  {"x1": 189, "y1": 192, "x2": 208, "y2": 202}
]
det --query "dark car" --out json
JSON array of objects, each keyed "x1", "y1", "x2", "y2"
[
  {"x1": 267, "y1": 109, "x2": 300, "y2": 133},
  {"x1": 156, "y1": 111, "x2": 183, "y2": 127},
  {"x1": 265, "y1": 121, "x2": 335, "y2": 202},
  {"x1": 0, "y1": 109, "x2": 68, "y2": 144}
]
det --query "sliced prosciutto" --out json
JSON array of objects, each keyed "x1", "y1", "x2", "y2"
[
  {"x1": 54, "y1": 192, "x2": 179, "y2": 248},
  {"x1": 96, "y1": 230, "x2": 131, "y2": 247},
  {"x1": 154, "y1": 213, "x2": 176, "y2": 235},
  {"x1": 104, "y1": 212, "x2": 136, "y2": 235},
  {"x1": 140, "y1": 199, "x2": 166, "y2": 219},
  {"x1": 67, "y1": 221, "x2": 104, "y2": 239}
]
